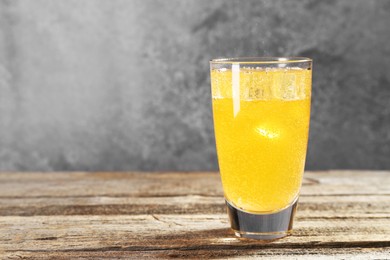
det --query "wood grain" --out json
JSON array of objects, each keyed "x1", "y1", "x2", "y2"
[{"x1": 0, "y1": 171, "x2": 389, "y2": 259}]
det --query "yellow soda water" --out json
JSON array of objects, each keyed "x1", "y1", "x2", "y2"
[{"x1": 211, "y1": 67, "x2": 311, "y2": 213}]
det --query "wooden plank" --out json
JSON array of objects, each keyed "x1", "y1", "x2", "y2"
[
  {"x1": 1, "y1": 171, "x2": 389, "y2": 198},
  {"x1": 1, "y1": 215, "x2": 389, "y2": 258},
  {"x1": 1, "y1": 171, "x2": 389, "y2": 217},
  {"x1": 2, "y1": 248, "x2": 390, "y2": 260},
  {"x1": 0, "y1": 171, "x2": 389, "y2": 258},
  {"x1": 0, "y1": 195, "x2": 389, "y2": 217},
  {"x1": 1, "y1": 214, "x2": 389, "y2": 247},
  {"x1": 3, "y1": 249, "x2": 390, "y2": 260}
]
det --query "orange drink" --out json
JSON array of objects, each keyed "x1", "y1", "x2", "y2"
[{"x1": 210, "y1": 57, "x2": 312, "y2": 240}]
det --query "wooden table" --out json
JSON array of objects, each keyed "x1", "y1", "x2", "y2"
[{"x1": 0, "y1": 171, "x2": 389, "y2": 259}]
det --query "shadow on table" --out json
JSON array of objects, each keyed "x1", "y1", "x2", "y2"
[{"x1": 152, "y1": 227, "x2": 288, "y2": 258}]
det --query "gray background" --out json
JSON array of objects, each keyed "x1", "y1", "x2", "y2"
[{"x1": 0, "y1": 0, "x2": 389, "y2": 171}]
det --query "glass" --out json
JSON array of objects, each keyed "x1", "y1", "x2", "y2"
[{"x1": 210, "y1": 57, "x2": 312, "y2": 240}]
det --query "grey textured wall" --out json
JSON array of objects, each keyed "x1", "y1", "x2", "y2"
[{"x1": 0, "y1": 0, "x2": 389, "y2": 171}]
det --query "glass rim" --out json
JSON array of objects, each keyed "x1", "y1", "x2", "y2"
[{"x1": 210, "y1": 57, "x2": 312, "y2": 64}]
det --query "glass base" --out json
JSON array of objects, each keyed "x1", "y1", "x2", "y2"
[{"x1": 226, "y1": 198, "x2": 298, "y2": 240}]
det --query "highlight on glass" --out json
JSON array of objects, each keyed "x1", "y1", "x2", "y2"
[{"x1": 210, "y1": 57, "x2": 312, "y2": 240}]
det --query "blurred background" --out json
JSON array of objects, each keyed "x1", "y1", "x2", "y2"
[{"x1": 0, "y1": 0, "x2": 389, "y2": 171}]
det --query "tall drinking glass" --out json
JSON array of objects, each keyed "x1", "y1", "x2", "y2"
[{"x1": 210, "y1": 57, "x2": 312, "y2": 240}]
